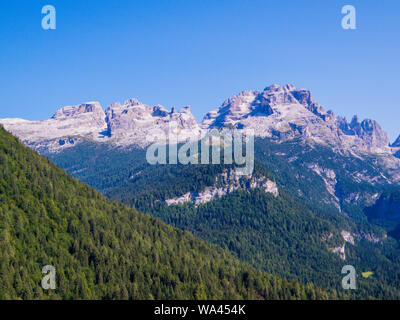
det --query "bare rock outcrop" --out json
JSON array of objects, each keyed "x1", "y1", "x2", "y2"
[{"x1": 165, "y1": 169, "x2": 278, "y2": 206}]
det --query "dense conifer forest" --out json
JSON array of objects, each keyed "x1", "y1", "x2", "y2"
[
  {"x1": 47, "y1": 141, "x2": 400, "y2": 299},
  {"x1": 0, "y1": 126, "x2": 333, "y2": 300}
]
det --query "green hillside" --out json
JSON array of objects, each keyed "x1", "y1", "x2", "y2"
[
  {"x1": 121, "y1": 167, "x2": 400, "y2": 299},
  {"x1": 0, "y1": 126, "x2": 332, "y2": 300},
  {"x1": 46, "y1": 141, "x2": 400, "y2": 299}
]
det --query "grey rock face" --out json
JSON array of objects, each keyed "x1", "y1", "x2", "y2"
[
  {"x1": 165, "y1": 169, "x2": 278, "y2": 206},
  {"x1": 52, "y1": 102, "x2": 105, "y2": 124},
  {"x1": 0, "y1": 102, "x2": 107, "y2": 152},
  {"x1": 105, "y1": 99, "x2": 202, "y2": 147},
  {"x1": 0, "y1": 84, "x2": 397, "y2": 158},
  {"x1": 0, "y1": 99, "x2": 202, "y2": 151},
  {"x1": 201, "y1": 90, "x2": 261, "y2": 128},
  {"x1": 202, "y1": 84, "x2": 391, "y2": 154}
]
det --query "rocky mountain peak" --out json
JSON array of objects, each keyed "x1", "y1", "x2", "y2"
[
  {"x1": 201, "y1": 90, "x2": 260, "y2": 129},
  {"x1": 123, "y1": 98, "x2": 141, "y2": 107},
  {"x1": 341, "y1": 116, "x2": 389, "y2": 148},
  {"x1": 0, "y1": 101, "x2": 108, "y2": 153},
  {"x1": 201, "y1": 84, "x2": 392, "y2": 154},
  {"x1": 104, "y1": 98, "x2": 202, "y2": 147},
  {"x1": 51, "y1": 102, "x2": 105, "y2": 121},
  {"x1": 0, "y1": 84, "x2": 397, "y2": 156},
  {"x1": 202, "y1": 84, "x2": 335, "y2": 130},
  {"x1": 260, "y1": 84, "x2": 298, "y2": 106}
]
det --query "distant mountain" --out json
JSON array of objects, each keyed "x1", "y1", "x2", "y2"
[
  {"x1": 2, "y1": 84, "x2": 400, "y2": 213},
  {"x1": 0, "y1": 124, "x2": 334, "y2": 300},
  {"x1": 1, "y1": 84, "x2": 399, "y2": 157},
  {"x1": 0, "y1": 99, "x2": 202, "y2": 152},
  {"x1": 202, "y1": 84, "x2": 392, "y2": 154},
  {"x1": 105, "y1": 99, "x2": 202, "y2": 147}
]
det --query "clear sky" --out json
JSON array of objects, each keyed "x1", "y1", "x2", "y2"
[{"x1": 0, "y1": 0, "x2": 399, "y2": 141}]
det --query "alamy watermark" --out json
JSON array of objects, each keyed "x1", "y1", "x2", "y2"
[
  {"x1": 145, "y1": 122, "x2": 255, "y2": 176},
  {"x1": 41, "y1": 5, "x2": 56, "y2": 30},
  {"x1": 341, "y1": 5, "x2": 356, "y2": 30},
  {"x1": 41, "y1": 265, "x2": 56, "y2": 290},
  {"x1": 341, "y1": 265, "x2": 356, "y2": 290}
]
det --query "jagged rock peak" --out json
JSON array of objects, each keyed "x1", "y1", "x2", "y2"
[
  {"x1": 0, "y1": 85, "x2": 396, "y2": 156},
  {"x1": 201, "y1": 84, "x2": 332, "y2": 129},
  {"x1": 200, "y1": 84, "x2": 391, "y2": 154},
  {"x1": 105, "y1": 98, "x2": 197, "y2": 124},
  {"x1": 340, "y1": 115, "x2": 390, "y2": 147},
  {"x1": 104, "y1": 98, "x2": 202, "y2": 146},
  {"x1": 123, "y1": 98, "x2": 141, "y2": 107},
  {"x1": 0, "y1": 101, "x2": 108, "y2": 153},
  {"x1": 52, "y1": 102, "x2": 105, "y2": 120}
]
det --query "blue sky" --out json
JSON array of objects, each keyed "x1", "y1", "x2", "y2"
[{"x1": 0, "y1": 0, "x2": 399, "y2": 141}]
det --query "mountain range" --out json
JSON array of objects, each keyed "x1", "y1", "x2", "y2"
[
  {"x1": 2, "y1": 84, "x2": 400, "y2": 299},
  {"x1": 1, "y1": 84, "x2": 399, "y2": 157}
]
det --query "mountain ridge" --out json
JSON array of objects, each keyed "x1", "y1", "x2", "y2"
[{"x1": 1, "y1": 84, "x2": 399, "y2": 157}]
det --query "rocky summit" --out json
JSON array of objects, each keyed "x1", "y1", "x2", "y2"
[
  {"x1": 0, "y1": 99, "x2": 202, "y2": 152},
  {"x1": 0, "y1": 102, "x2": 107, "y2": 153},
  {"x1": 202, "y1": 84, "x2": 391, "y2": 154},
  {"x1": 0, "y1": 84, "x2": 398, "y2": 157},
  {"x1": 104, "y1": 98, "x2": 202, "y2": 147}
]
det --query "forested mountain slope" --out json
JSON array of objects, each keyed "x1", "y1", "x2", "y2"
[
  {"x1": 47, "y1": 142, "x2": 400, "y2": 299},
  {"x1": 0, "y1": 125, "x2": 333, "y2": 300}
]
